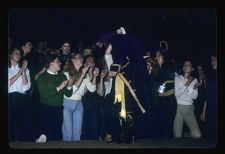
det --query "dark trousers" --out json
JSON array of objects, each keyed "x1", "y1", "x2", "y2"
[
  {"x1": 158, "y1": 98, "x2": 177, "y2": 138},
  {"x1": 38, "y1": 103, "x2": 63, "y2": 141},
  {"x1": 98, "y1": 103, "x2": 106, "y2": 138},
  {"x1": 8, "y1": 92, "x2": 35, "y2": 142},
  {"x1": 82, "y1": 108, "x2": 99, "y2": 140}
]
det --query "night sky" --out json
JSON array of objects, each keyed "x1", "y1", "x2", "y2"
[{"x1": 8, "y1": 8, "x2": 216, "y2": 67}]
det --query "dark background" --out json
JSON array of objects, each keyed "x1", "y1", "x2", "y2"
[{"x1": 8, "y1": 8, "x2": 216, "y2": 68}]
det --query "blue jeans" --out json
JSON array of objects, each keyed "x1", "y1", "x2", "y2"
[{"x1": 62, "y1": 98, "x2": 83, "y2": 141}]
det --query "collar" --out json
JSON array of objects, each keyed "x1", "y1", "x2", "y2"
[
  {"x1": 10, "y1": 64, "x2": 19, "y2": 69},
  {"x1": 47, "y1": 69, "x2": 58, "y2": 75}
]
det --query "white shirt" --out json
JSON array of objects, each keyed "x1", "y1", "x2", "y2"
[
  {"x1": 63, "y1": 72, "x2": 96, "y2": 100},
  {"x1": 8, "y1": 64, "x2": 31, "y2": 94},
  {"x1": 104, "y1": 54, "x2": 113, "y2": 97},
  {"x1": 175, "y1": 75, "x2": 198, "y2": 105}
]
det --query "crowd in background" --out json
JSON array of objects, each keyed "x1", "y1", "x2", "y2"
[{"x1": 8, "y1": 30, "x2": 217, "y2": 144}]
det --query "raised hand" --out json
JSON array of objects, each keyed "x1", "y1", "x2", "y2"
[
  {"x1": 82, "y1": 65, "x2": 90, "y2": 75},
  {"x1": 58, "y1": 80, "x2": 69, "y2": 91},
  {"x1": 200, "y1": 112, "x2": 206, "y2": 122},
  {"x1": 100, "y1": 69, "x2": 107, "y2": 79},
  {"x1": 193, "y1": 80, "x2": 202, "y2": 89},
  {"x1": 21, "y1": 60, "x2": 28, "y2": 72},
  {"x1": 68, "y1": 77, "x2": 75, "y2": 87}
]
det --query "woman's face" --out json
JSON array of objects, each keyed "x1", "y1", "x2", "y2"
[
  {"x1": 183, "y1": 61, "x2": 192, "y2": 74},
  {"x1": 10, "y1": 49, "x2": 21, "y2": 63},
  {"x1": 85, "y1": 56, "x2": 95, "y2": 68},
  {"x1": 72, "y1": 54, "x2": 83, "y2": 68}
]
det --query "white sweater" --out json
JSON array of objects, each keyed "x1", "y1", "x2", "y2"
[
  {"x1": 175, "y1": 75, "x2": 198, "y2": 105},
  {"x1": 63, "y1": 72, "x2": 96, "y2": 100}
]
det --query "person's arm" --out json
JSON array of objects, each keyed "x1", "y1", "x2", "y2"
[
  {"x1": 69, "y1": 66, "x2": 89, "y2": 94},
  {"x1": 9, "y1": 60, "x2": 27, "y2": 87},
  {"x1": 186, "y1": 79, "x2": 198, "y2": 100},
  {"x1": 64, "y1": 78, "x2": 73, "y2": 98},
  {"x1": 200, "y1": 101, "x2": 207, "y2": 121},
  {"x1": 37, "y1": 75, "x2": 68, "y2": 101},
  {"x1": 97, "y1": 70, "x2": 107, "y2": 96},
  {"x1": 105, "y1": 44, "x2": 112, "y2": 55},
  {"x1": 21, "y1": 60, "x2": 28, "y2": 85},
  {"x1": 35, "y1": 67, "x2": 46, "y2": 80},
  {"x1": 22, "y1": 70, "x2": 28, "y2": 85},
  {"x1": 175, "y1": 76, "x2": 187, "y2": 99},
  {"x1": 85, "y1": 74, "x2": 97, "y2": 93},
  {"x1": 21, "y1": 68, "x2": 31, "y2": 92},
  {"x1": 9, "y1": 69, "x2": 22, "y2": 87},
  {"x1": 104, "y1": 44, "x2": 113, "y2": 70}
]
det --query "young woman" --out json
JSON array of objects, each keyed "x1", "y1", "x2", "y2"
[
  {"x1": 174, "y1": 60, "x2": 201, "y2": 138},
  {"x1": 62, "y1": 52, "x2": 99, "y2": 141},
  {"x1": 8, "y1": 48, "x2": 34, "y2": 142}
]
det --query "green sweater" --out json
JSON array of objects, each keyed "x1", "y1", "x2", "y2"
[{"x1": 37, "y1": 71, "x2": 73, "y2": 107}]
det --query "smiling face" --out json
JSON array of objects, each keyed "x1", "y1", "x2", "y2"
[{"x1": 183, "y1": 61, "x2": 192, "y2": 74}]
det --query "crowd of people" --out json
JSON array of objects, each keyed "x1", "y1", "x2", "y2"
[{"x1": 8, "y1": 27, "x2": 217, "y2": 144}]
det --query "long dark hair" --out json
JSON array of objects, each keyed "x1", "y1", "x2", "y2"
[
  {"x1": 63, "y1": 52, "x2": 82, "y2": 81},
  {"x1": 8, "y1": 48, "x2": 22, "y2": 68}
]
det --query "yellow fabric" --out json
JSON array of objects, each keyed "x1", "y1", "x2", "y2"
[
  {"x1": 117, "y1": 73, "x2": 146, "y2": 113},
  {"x1": 114, "y1": 74, "x2": 126, "y2": 121}
]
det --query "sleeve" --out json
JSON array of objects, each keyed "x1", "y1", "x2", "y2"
[
  {"x1": 8, "y1": 68, "x2": 12, "y2": 88},
  {"x1": 85, "y1": 76, "x2": 96, "y2": 92},
  {"x1": 37, "y1": 75, "x2": 59, "y2": 101},
  {"x1": 104, "y1": 54, "x2": 113, "y2": 70},
  {"x1": 175, "y1": 76, "x2": 187, "y2": 99},
  {"x1": 186, "y1": 79, "x2": 198, "y2": 100},
  {"x1": 62, "y1": 73, "x2": 73, "y2": 97},
  {"x1": 21, "y1": 68, "x2": 31, "y2": 92}
]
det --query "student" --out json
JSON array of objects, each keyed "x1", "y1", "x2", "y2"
[
  {"x1": 174, "y1": 60, "x2": 201, "y2": 138},
  {"x1": 8, "y1": 48, "x2": 34, "y2": 142},
  {"x1": 36, "y1": 54, "x2": 73, "y2": 142}
]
